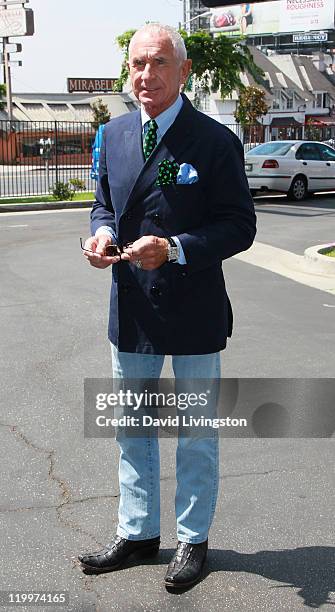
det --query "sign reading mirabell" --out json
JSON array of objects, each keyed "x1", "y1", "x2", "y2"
[{"x1": 67, "y1": 78, "x2": 118, "y2": 93}]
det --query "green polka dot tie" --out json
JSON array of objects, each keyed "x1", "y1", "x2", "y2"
[{"x1": 143, "y1": 119, "x2": 158, "y2": 160}]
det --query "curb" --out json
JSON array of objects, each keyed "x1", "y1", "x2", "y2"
[
  {"x1": 0, "y1": 200, "x2": 94, "y2": 213},
  {"x1": 304, "y1": 244, "x2": 335, "y2": 275}
]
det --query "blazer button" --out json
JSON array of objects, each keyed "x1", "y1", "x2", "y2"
[
  {"x1": 150, "y1": 285, "x2": 162, "y2": 298},
  {"x1": 181, "y1": 271, "x2": 187, "y2": 277},
  {"x1": 152, "y1": 213, "x2": 162, "y2": 227}
]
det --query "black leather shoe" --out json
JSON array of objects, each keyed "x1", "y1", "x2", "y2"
[
  {"x1": 164, "y1": 540, "x2": 208, "y2": 588},
  {"x1": 78, "y1": 535, "x2": 160, "y2": 573}
]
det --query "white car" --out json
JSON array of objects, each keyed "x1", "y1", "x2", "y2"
[{"x1": 245, "y1": 140, "x2": 335, "y2": 201}]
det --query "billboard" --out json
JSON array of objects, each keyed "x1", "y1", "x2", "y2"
[{"x1": 210, "y1": 0, "x2": 335, "y2": 36}]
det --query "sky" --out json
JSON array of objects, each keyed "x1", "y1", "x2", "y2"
[{"x1": 9, "y1": 0, "x2": 184, "y2": 93}]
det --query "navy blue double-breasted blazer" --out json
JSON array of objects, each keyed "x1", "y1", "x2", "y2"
[{"x1": 90, "y1": 94, "x2": 256, "y2": 355}]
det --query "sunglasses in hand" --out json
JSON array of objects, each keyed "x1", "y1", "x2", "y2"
[
  {"x1": 80, "y1": 237, "x2": 120, "y2": 257},
  {"x1": 80, "y1": 238, "x2": 135, "y2": 257}
]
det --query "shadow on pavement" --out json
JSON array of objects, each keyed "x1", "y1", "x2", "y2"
[
  {"x1": 207, "y1": 546, "x2": 335, "y2": 608},
  {"x1": 79, "y1": 545, "x2": 335, "y2": 606}
]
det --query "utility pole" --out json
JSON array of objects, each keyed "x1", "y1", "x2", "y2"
[
  {"x1": 0, "y1": 0, "x2": 33, "y2": 120},
  {"x1": 2, "y1": 2, "x2": 11, "y2": 118}
]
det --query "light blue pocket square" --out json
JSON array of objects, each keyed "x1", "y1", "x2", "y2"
[{"x1": 176, "y1": 163, "x2": 199, "y2": 184}]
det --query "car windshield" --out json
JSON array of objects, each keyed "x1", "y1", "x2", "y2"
[{"x1": 247, "y1": 142, "x2": 293, "y2": 156}]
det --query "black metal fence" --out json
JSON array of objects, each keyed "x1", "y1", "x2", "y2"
[
  {"x1": 0, "y1": 118, "x2": 334, "y2": 198},
  {"x1": 0, "y1": 121, "x2": 96, "y2": 198}
]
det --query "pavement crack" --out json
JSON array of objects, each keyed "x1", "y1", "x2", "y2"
[
  {"x1": 0, "y1": 494, "x2": 119, "y2": 514},
  {"x1": 223, "y1": 468, "x2": 291, "y2": 478},
  {"x1": 0, "y1": 421, "x2": 111, "y2": 547},
  {"x1": 80, "y1": 575, "x2": 103, "y2": 612}
]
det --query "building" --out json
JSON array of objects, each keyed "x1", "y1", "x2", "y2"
[
  {"x1": 182, "y1": 0, "x2": 335, "y2": 139},
  {"x1": 0, "y1": 92, "x2": 137, "y2": 165},
  {"x1": 191, "y1": 47, "x2": 335, "y2": 142}
]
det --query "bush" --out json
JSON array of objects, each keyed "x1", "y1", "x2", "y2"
[
  {"x1": 69, "y1": 178, "x2": 86, "y2": 192},
  {"x1": 51, "y1": 181, "x2": 74, "y2": 201}
]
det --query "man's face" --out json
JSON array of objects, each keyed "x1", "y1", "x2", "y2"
[{"x1": 128, "y1": 31, "x2": 192, "y2": 118}]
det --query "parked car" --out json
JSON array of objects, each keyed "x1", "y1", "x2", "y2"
[{"x1": 245, "y1": 140, "x2": 335, "y2": 201}]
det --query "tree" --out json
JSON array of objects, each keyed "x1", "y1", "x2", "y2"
[
  {"x1": 234, "y1": 86, "x2": 269, "y2": 125},
  {"x1": 0, "y1": 84, "x2": 6, "y2": 111},
  {"x1": 114, "y1": 28, "x2": 264, "y2": 105},
  {"x1": 304, "y1": 117, "x2": 322, "y2": 141},
  {"x1": 113, "y1": 29, "x2": 136, "y2": 93},
  {"x1": 91, "y1": 98, "x2": 110, "y2": 130},
  {"x1": 182, "y1": 31, "x2": 264, "y2": 102}
]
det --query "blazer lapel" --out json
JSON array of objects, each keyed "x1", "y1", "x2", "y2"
[
  {"x1": 122, "y1": 111, "x2": 144, "y2": 198},
  {"x1": 122, "y1": 96, "x2": 199, "y2": 215}
]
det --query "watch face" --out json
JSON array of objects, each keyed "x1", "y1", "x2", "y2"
[{"x1": 168, "y1": 246, "x2": 179, "y2": 261}]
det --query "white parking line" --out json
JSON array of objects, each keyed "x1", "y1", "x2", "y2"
[
  {"x1": 234, "y1": 241, "x2": 335, "y2": 295},
  {"x1": 0, "y1": 224, "x2": 29, "y2": 229},
  {"x1": 0, "y1": 208, "x2": 89, "y2": 217}
]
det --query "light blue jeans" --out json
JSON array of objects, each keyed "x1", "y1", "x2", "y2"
[{"x1": 111, "y1": 344, "x2": 221, "y2": 544}]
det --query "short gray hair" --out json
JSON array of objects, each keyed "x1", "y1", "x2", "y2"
[{"x1": 129, "y1": 23, "x2": 187, "y2": 63}]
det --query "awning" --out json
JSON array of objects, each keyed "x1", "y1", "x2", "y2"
[
  {"x1": 270, "y1": 117, "x2": 303, "y2": 127},
  {"x1": 306, "y1": 115, "x2": 335, "y2": 126}
]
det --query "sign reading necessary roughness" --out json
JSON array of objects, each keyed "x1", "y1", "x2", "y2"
[
  {"x1": 210, "y1": 0, "x2": 335, "y2": 37},
  {"x1": 67, "y1": 78, "x2": 118, "y2": 93},
  {"x1": 0, "y1": 7, "x2": 34, "y2": 37}
]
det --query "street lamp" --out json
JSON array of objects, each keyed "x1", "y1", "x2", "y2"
[{"x1": 297, "y1": 103, "x2": 307, "y2": 139}]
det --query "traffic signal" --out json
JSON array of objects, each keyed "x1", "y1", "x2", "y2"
[{"x1": 202, "y1": 0, "x2": 276, "y2": 5}]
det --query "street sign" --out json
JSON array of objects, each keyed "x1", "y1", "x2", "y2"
[
  {"x1": 0, "y1": 7, "x2": 34, "y2": 36},
  {"x1": 4, "y1": 42, "x2": 22, "y2": 52},
  {"x1": 293, "y1": 32, "x2": 328, "y2": 43}
]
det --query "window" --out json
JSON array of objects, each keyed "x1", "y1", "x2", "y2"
[
  {"x1": 56, "y1": 139, "x2": 82, "y2": 154},
  {"x1": 315, "y1": 143, "x2": 335, "y2": 161},
  {"x1": 296, "y1": 143, "x2": 321, "y2": 161},
  {"x1": 250, "y1": 142, "x2": 293, "y2": 156},
  {"x1": 314, "y1": 92, "x2": 330, "y2": 109},
  {"x1": 22, "y1": 139, "x2": 42, "y2": 157},
  {"x1": 195, "y1": 89, "x2": 210, "y2": 112},
  {"x1": 272, "y1": 90, "x2": 281, "y2": 110}
]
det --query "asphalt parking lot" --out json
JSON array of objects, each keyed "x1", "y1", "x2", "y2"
[{"x1": 0, "y1": 196, "x2": 334, "y2": 611}]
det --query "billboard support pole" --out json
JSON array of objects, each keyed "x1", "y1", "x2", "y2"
[{"x1": 4, "y1": 39, "x2": 12, "y2": 120}]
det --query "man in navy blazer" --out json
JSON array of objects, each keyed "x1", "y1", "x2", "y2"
[{"x1": 79, "y1": 23, "x2": 256, "y2": 587}]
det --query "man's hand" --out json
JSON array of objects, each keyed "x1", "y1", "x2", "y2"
[
  {"x1": 121, "y1": 236, "x2": 168, "y2": 271},
  {"x1": 82, "y1": 234, "x2": 120, "y2": 269}
]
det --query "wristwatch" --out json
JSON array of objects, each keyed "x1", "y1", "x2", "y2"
[{"x1": 166, "y1": 237, "x2": 180, "y2": 262}]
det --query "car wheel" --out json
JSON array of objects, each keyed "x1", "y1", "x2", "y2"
[{"x1": 287, "y1": 175, "x2": 307, "y2": 201}]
